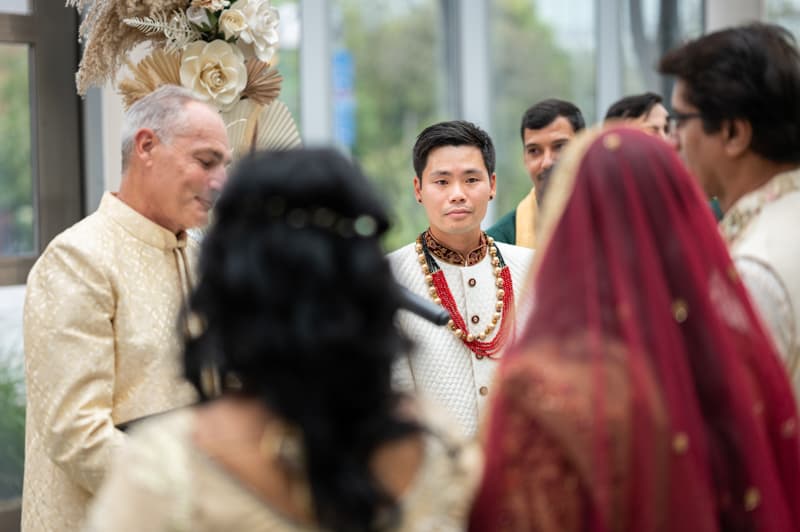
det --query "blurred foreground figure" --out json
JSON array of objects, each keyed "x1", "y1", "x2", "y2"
[
  {"x1": 84, "y1": 148, "x2": 481, "y2": 532},
  {"x1": 470, "y1": 128, "x2": 800, "y2": 532}
]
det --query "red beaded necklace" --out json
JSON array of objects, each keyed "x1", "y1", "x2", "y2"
[{"x1": 416, "y1": 233, "x2": 515, "y2": 359}]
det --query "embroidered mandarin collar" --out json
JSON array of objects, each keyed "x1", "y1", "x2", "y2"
[
  {"x1": 100, "y1": 192, "x2": 189, "y2": 251},
  {"x1": 423, "y1": 229, "x2": 488, "y2": 267},
  {"x1": 720, "y1": 168, "x2": 800, "y2": 246}
]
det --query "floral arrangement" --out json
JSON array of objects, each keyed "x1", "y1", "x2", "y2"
[
  {"x1": 68, "y1": 0, "x2": 281, "y2": 110},
  {"x1": 68, "y1": 0, "x2": 300, "y2": 155}
]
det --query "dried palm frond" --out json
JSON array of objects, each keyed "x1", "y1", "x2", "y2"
[
  {"x1": 118, "y1": 49, "x2": 182, "y2": 109},
  {"x1": 66, "y1": 0, "x2": 186, "y2": 94},
  {"x1": 222, "y1": 99, "x2": 301, "y2": 159},
  {"x1": 241, "y1": 58, "x2": 283, "y2": 106}
]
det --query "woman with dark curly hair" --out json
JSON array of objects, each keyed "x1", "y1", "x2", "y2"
[{"x1": 84, "y1": 148, "x2": 481, "y2": 532}]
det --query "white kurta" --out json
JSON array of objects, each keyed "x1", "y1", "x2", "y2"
[
  {"x1": 388, "y1": 242, "x2": 533, "y2": 437},
  {"x1": 22, "y1": 192, "x2": 198, "y2": 531},
  {"x1": 721, "y1": 168, "x2": 800, "y2": 396}
]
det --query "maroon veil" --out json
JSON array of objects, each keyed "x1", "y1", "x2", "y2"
[{"x1": 470, "y1": 128, "x2": 800, "y2": 531}]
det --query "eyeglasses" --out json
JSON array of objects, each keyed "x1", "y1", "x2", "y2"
[{"x1": 667, "y1": 112, "x2": 703, "y2": 132}]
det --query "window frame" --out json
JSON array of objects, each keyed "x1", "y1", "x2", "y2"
[{"x1": 0, "y1": 3, "x2": 83, "y2": 285}]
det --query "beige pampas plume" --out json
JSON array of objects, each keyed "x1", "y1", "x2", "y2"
[
  {"x1": 241, "y1": 58, "x2": 282, "y2": 106},
  {"x1": 66, "y1": 0, "x2": 185, "y2": 94},
  {"x1": 118, "y1": 49, "x2": 182, "y2": 109}
]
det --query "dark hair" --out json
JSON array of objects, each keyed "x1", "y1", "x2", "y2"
[
  {"x1": 604, "y1": 92, "x2": 663, "y2": 120},
  {"x1": 184, "y1": 148, "x2": 419, "y2": 532},
  {"x1": 659, "y1": 22, "x2": 800, "y2": 163},
  {"x1": 412, "y1": 120, "x2": 495, "y2": 178},
  {"x1": 519, "y1": 98, "x2": 586, "y2": 141}
]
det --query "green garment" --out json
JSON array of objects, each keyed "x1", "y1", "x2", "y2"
[
  {"x1": 486, "y1": 209, "x2": 516, "y2": 244},
  {"x1": 710, "y1": 197, "x2": 723, "y2": 221}
]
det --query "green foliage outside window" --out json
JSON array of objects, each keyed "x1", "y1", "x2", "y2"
[
  {"x1": 0, "y1": 362, "x2": 24, "y2": 500},
  {"x1": 335, "y1": 0, "x2": 595, "y2": 250},
  {"x1": 335, "y1": 0, "x2": 447, "y2": 251},
  {"x1": 490, "y1": 0, "x2": 596, "y2": 221},
  {"x1": 0, "y1": 45, "x2": 33, "y2": 256}
]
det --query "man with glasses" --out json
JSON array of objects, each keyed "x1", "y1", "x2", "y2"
[{"x1": 660, "y1": 23, "x2": 800, "y2": 396}]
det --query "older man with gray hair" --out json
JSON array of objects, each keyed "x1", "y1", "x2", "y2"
[{"x1": 21, "y1": 85, "x2": 231, "y2": 531}]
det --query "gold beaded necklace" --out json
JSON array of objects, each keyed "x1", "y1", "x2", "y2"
[{"x1": 416, "y1": 232, "x2": 514, "y2": 359}]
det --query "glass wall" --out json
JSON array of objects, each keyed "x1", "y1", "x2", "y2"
[
  {"x1": 0, "y1": 5, "x2": 81, "y2": 524},
  {"x1": 489, "y1": 0, "x2": 596, "y2": 221},
  {"x1": 330, "y1": 0, "x2": 451, "y2": 251},
  {"x1": 0, "y1": 44, "x2": 33, "y2": 258},
  {"x1": 274, "y1": 0, "x2": 301, "y2": 133},
  {"x1": 621, "y1": 0, "x2": 705, "y2": 100},
  {"x1": 766, "y1": 0, "x2": 800, "y2": 36},
  {"x1": 0, "y1": 0, "x2": 29, "y2": 15}
]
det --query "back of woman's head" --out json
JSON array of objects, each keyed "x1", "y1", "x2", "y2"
[
  {"x1": 184, "y1": 148, "x2": 418, "y2": 531},
  {"x1": 518, "y1": 127, "x2": 800, "y2": 530}
]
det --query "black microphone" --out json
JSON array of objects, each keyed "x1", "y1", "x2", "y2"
[{"x1": 396, "y1": 284, "x2": 451, "y2": 326}]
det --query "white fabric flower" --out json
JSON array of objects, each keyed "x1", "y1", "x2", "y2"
[
  {"x1": 186, "y1": 6, "x2": 211, "y2": 27},
  {"x1": 190, "y1": 0, "x2": 230, "y2": 11},
  {"x1": 229, "y1": 0, "x2": 280, "y2": 63},
  {"x1": 219, "y1": 8, "x2": 247, "y2": 39},
  {"x1": 179, "y1": 40, "x2": 246, "y2": 111}
]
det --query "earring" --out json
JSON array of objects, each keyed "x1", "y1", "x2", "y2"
[{"x1": 200, "y1": 362, "x2": 222, "y2": 398}]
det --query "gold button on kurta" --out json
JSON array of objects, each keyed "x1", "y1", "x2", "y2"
[{"x1": 22, "y1": 193, "x2": 198, "y2": 531}]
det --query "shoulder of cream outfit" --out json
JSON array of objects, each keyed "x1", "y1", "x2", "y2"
[{"x1": 84, "y1": 402, "x2": 482, "y2": 531}]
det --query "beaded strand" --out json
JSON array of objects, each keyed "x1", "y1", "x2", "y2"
[{"x1": 416, "y1": 233, "x2": 515, "y2": 359}]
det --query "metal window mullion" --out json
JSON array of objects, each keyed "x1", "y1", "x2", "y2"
[
  {"x1": 596, "y1": 0, "x2": 623, "y2": 124},
  {"x1": 299, "y1": 0, "x2": 333, "y2": 146},
  {"x1": 452, "y1": 0, "x2": 494, "y2": 224},
  {"x1": 706, "y1": 0, "x2": 763, "y2": 31},
  {"x1": 0, "y1": 13, "x2": 36, "y2": 42}
]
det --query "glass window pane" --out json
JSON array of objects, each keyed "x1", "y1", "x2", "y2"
[
  {"x1": 766, "y1": 0, "x2": 800, "y2": 37},
  {"x1": 331, "y1": 0, "x2": 449, "y2": 251},
  {"x1": 274, "y1": 0, "x2": 301, "y2": 131},
  {"x1": 0, "y1": 0, "x2": 30, "y2": 15},
  {"x1": 622, "y1": 0, "x2": 704, "y2": 96},
  {"x1": 489, "y1": 0, "x2": 596, "y2": 220},
  {"x1": 0, "y1": 44, "x2": 34, "y2": 257},
  {"x1": 0, "y1": 285, "x2": 25, "y2": 502}
]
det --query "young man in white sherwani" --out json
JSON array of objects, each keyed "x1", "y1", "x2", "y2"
[{"x1": 389, "y1": 120, "x2": 534, "y2": 437}]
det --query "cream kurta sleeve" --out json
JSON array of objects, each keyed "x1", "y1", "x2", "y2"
[
  {"x1": 24, "y1": 239, "x2": 125, "y2": 495},
  {"x1": 23, "y1": 193, "x2": 198, "y2": 532}
]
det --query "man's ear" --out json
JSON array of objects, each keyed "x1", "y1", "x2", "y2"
[
  {"x1": 490, "y1": 172, "x2": 497, "y2": 197},
  {"x1": 721, "y1": 118, "x2": 751, "y2": 158},
  {"x1": 413, "y1": 176, "x2": 422, "y2": 203},
  {"x1": 134, "y1": 128, "x2": 158, "y2": 162}
]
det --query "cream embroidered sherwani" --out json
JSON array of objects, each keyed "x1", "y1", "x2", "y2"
[
  {"x1": 721, "y1": 168, "x2": 800, "y2": 397},
  {"x1": 388, "y1": 234, "x2": 533, "y2": 437},
  {"x1": 22, "y1": 192, "x2": 198, "y2": 531}
]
